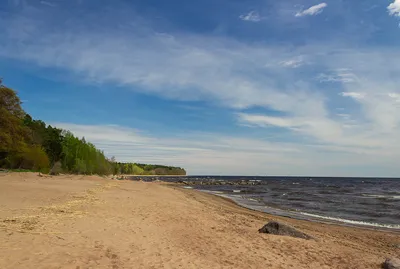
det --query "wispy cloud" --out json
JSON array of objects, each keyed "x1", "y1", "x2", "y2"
[
  {"x1": 317, "y1": 69, "x2": 358, "y2": 83},
  {"x1": 239, "y1": 11, "x2": 262, "y2": 22},
  {"x1": 340, "y1": 92, "x2": 365, "y2": 99},
  {"x1": 388, "y1": 93, "x2": 400, "y2": 102},
  {"x1": 2, "y1": 11, "x2": 400, "y2": 136},
  {"x1": 237, "y1": 112, "x2": 399, "y2": 153},
  {"x1": 40, "y1": 1, "x2": 56, "y2": 7},
  {"x1": 364, "y1": 5, "x2": 379, "y2": 12},
  {"x1": 238, "y1": 114, "x2": 295, "y2": 129},
  {"x1": 279, "y1": 57, "x2": 304, "y2": 68},
  {"x1": 1, "y1": 3, "x2": 400, "y2": 176},
  {"x1": 53, "y1": 123, "x2": 307, "y2": 175},
  {"x1": 295, "y1": 3, "x2": 328, "y2": 17},
  {"x1": 53, "y1": 122, "x2": 398, "y2": 176},
  {"x1": 388, "y1": 0, "x2": 400, "y2": 16}
]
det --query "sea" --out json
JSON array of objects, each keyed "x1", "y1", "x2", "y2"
[{"x1": 158, "y1": 176, "x2": 400, "y2": 230}]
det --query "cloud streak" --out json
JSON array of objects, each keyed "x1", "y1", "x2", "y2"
[
  {"x1": 40, "y1": 1, "x2": 56, "y2": 7},
  {"x1": 239, "y1": 11, "x2": 262, "y2": 22},
  {"x1": 279, "y1": 57, "x2": 304, "y2": 68},
  {"x1": 317, "y1": 69, "x2": 358, "y2": 83},
  {"x1": 295, "y1": 3, "x2": 327, "y2": 17}
]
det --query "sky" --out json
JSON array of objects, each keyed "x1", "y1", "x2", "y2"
[{"x1": 1, "y1": 0, "x2": 400, "y2": 176}]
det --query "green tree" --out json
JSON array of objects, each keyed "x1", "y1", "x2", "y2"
[{"x1": 0, "y1": 81, "x2": 29, "y2": 157}]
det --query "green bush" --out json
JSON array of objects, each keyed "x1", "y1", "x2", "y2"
[{"x1": 21, "y1": 146, "x2": 50, "y2": 173}]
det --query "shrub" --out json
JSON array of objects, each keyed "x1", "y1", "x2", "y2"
[
  {"x1": 50, "y1": 161, "x2": 63, "y2": 175},
  {"x1": 19, "y1": 146, "x2": 50, "y2": 173}
]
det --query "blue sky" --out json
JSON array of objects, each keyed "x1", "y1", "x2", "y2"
[{"x1": 1, "y1": 0, "x2": 400, "y2": 176}]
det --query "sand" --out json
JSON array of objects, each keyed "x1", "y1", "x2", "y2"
[{"x1": 0, "y1": 173, "x2": 399, "y2": 269}]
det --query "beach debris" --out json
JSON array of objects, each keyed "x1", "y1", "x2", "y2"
[
  {"x1": 383, "y1": 258, "x2": 400, "y2": 269},
  {"x1": 258, "y1": 221, "x2": 313, "y2": 240}
]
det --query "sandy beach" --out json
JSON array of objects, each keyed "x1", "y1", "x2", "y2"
[{"x1": 0, "y1": 173, "x2": 399, "y2": 269}]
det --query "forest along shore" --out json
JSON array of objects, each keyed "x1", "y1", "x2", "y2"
[{"x1": 0, "y1": 173, "x2": 399, "y2": 269}]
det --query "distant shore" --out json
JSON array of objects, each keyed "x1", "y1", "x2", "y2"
[
  {"x1": 1, "y1": 172, "x2": 399, "y2": 269},
  {"x1": 122, "y1": 174, "x2": 187, "y2": 177}
]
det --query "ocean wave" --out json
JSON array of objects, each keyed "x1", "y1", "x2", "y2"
[
  {"x1": 213, "y1": 192, "x2": 400, "y2": 230},
  {"x1": 362, "y1": 194, "x2": 400, "y2": 199},
  {"x1": 298, "y1": 212, "x2": 400, "y2": 229},
  {"x1": 196, "y1": 183, "x2": 400, "y2": 230},
  {"x1": 202, "y1": 190, "x2": 224, "y2": 194}
]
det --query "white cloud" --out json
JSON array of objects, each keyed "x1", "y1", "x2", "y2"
[
  {"x1": 318, "y1": 69, "x2": 358, "y2": 83},
  {"x1": 388, "y1": 93, "x2": 400, "y2": 102},
  {"x1": 279, "y1": 57, "x2": 304, "y2": 68},
  {"x1": 0, "y1": 16, "x2": 328, "y2": 117},
  {"x1": 239, "y1": 11, "x2": 262, "y2": 22},
  {"x1": 238, "y1": 114, "x2": 295, "y2": 128},
  {"x1": 388, "y1": 0, "x2": 400, "y2": 16},
  {"x1": 295, "y1": 3, "x2": 328, "y2": 17},
  {"x1": 238, "y1": 114, "x2": 340, "y2": 145},
  {"x1": 237, "y1": 111, "x2": 400, "y2": 155},
  {"x1": 340, "y1": 92, "x2": 365, "y2": 99}
]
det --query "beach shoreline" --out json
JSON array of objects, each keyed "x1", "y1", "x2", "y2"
[
  {"x1": 1, "y1": 173, "x2": 399, "y2": 268},
  {"x1": 185, "y1": 186, "x2": 400, "y2": 233},
  {"x1": 171, "y1": 183, "x2": 400, "y2": 234}
]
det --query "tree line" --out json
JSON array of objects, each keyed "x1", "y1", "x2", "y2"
[
  {"x1": 0, "y1": 79, "x2": 186, "y2": 176},
  {"x1": 112, "y1": 162, "x2": 186, "y2": 175}
]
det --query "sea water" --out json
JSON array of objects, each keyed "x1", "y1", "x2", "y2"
[{"x1": 161, "y1": 176, "x2": 400, "y2": 230}]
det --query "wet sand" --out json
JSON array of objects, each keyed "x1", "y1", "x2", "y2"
[{"x1": 0, "y1": 173, "x2": 399, "y2": 268}]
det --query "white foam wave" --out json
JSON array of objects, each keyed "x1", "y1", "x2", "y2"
[
  {"x1": 299, "y1": 212, "x2": 400, "y2": 229},
  {"x1": 205, "y1": 190, "x2": 224, "y2": 194},
  {"x1": 362, "y1": 194, "x2": 400, "y2": 199},
  {"x1": 199, "y1": 189, "x2": 400, "y2": 230}
]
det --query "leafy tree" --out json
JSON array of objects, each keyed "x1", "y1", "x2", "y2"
[
  {"x1": 0, "y1": 79, "x2": 25, "y2": 118},
  {"x1": 0, "y1": 81, "x2": 29, "y2": 156},
  {"x1": 23, "y1": 116, "x2": 64, "y2": 165},
  {"x1": 60, "y1": 131, "x2": 112, "y2": 175},
  {"x1": 44, "y1": 125, "x2": 63, "y2": 165}
]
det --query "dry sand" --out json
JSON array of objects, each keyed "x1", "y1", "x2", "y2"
[{"x1": 0, "y1": 173, "x2": 399, "y2": 269}]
